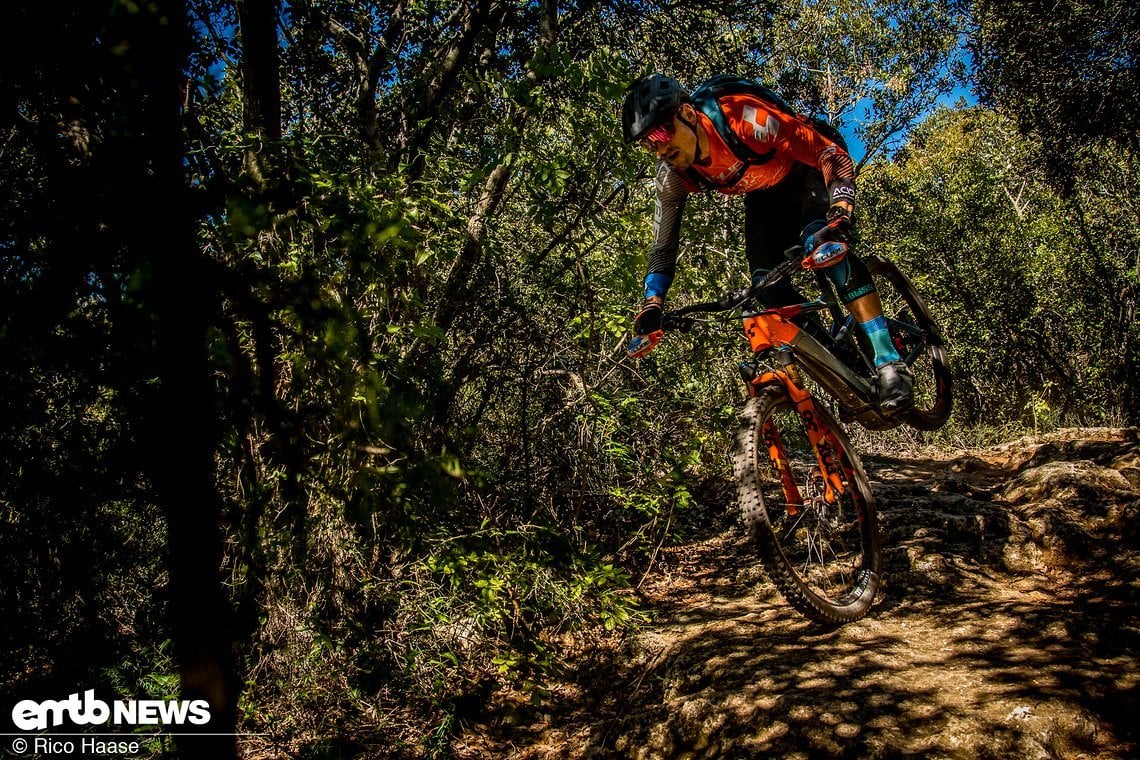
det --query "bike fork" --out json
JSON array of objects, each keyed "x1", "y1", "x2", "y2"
[{"x1": 745, "y1": 349, "x2": 849, "y2": 507}]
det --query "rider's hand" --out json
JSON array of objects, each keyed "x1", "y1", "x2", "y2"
[
  {"x1": 800, "y1": 220, "x2": 829, "y2": 254},
  {"x1": 825, "y1": 205, "x2": 852, "y2": 239},
  {"x1": 628, "y1": 301, "x2": 665, "y2": 358},
  {"x1": 633, "y1": 302, "x2": 663, "y2": 335},
  {"x1": 801, "y1": 214, "x2": 850, "y2": 253}
]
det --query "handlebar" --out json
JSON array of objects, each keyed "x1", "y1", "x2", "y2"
[
  {"x1": 663, "y1": 245, "x2": 809, "y2": 325},
  {"x1": 626, "y1": 245, "x2": 821, "y2": 358}
]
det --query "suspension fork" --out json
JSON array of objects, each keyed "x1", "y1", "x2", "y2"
[{"x1": 745, "y1": 349, "x2": 848, "y2": 509}]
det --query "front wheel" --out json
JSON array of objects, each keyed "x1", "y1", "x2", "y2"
[
  {"x1": 867, "y1": 255, "x2": 953, "y2": 431},
  {"x1": 733, "y1": 388, "x2": 882, "y2": 625}
]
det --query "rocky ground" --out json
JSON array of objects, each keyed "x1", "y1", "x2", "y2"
[{"x1": 453, "y1": 428, "x2": 1140, "y2": 759}]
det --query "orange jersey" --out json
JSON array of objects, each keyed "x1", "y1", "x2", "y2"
[
  {"x1": 643, "y1": 83, "x2": 857, "y2": 301},
  {"x1": 680, "y1": 93, "x2": 855, "y2": 195}
]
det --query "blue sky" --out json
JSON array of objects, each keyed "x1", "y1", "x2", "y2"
[{"x1": 839, "y1": 73, "x2": 978, "y2": 163}]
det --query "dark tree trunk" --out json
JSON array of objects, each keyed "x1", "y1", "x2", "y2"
[
  {"x1": 124, "y1": 2, "x2": 239, "y2": 755},
  {"x1": 236, "y1": 0, "x2": 282, "y2": 141}
]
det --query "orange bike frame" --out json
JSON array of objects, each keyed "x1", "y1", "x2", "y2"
[{"x1": 742, "y1": 310, "x2": 849, "y2": 508}]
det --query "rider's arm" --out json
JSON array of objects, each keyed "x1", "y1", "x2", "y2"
[
  {"x1": 775, "y1": 118, "x2": 856, "y2": 220},
  {"x1": 643, "y1": 161, "x2": 691, "y2": 304}
]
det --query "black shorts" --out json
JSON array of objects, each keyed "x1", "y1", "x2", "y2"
[{"x1": 744, "y1": 164, "x2": 875, "y2": 306}]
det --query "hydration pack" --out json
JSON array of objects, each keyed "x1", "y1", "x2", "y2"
[{"x1": 683, "y1": 75, "x2": 846, "y2": 190}]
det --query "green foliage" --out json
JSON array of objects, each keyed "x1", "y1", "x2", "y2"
[
  {"x1": 757, "y1": 0, "x2": 968, "y2": 160},
  {"x1": 859, "y1": 106, "x2": 1139, "y2": 427},
  {"x1": 968, "y1": 0, "x2": 1140, "y2": 190}
]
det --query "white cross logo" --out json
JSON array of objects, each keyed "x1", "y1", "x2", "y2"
[{"x1": 743, "y1": 105, "x2": 780, "y2": 143}]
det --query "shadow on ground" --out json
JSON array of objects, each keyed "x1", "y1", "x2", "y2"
[{"x1": 454, "y1": 428, "x2": 1140, "y2": 759}]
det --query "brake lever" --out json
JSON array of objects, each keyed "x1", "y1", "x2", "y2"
[
  {"x1": 783, "y1": 244, "x2": 806, "y2": 261},
  {"x1": 747, "y1": 251, "x2": 805, "y2": 301}
]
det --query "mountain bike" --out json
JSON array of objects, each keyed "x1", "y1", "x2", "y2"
[{"x1": 630, "y1": 247, "x2": 952, "y2": 624}]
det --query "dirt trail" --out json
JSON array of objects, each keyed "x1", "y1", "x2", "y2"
[{"x1": 454, "y1": 428, "x2": 1140, "y2": 759}]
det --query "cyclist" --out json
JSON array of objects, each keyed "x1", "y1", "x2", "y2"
[{"x1": 622, "y1": 73, "x2": 913, "y2": 412}]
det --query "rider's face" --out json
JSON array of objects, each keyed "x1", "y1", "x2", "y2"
[{"x1": 645, "y1": 105, "x2": 700, "y2": 170}]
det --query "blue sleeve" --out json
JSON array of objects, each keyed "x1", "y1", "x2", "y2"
[{"x1": 644, "y1": 272, "x2": 673, "y2": 299}]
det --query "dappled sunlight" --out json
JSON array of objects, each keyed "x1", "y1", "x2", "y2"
[{"x1": 455, "y1": 429, "x2": 1139, "y2": 758}]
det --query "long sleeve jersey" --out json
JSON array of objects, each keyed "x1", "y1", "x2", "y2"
[{"x1": 644, "y1": 92, "x2": 856, "y2": 300}]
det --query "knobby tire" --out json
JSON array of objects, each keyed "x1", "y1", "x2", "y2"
[{"x1": 733, "y1": 388, "x2": 882, "y2": 624}]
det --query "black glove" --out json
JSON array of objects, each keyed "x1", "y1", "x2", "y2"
[
  {"x1": 825, "y1": 205, "x2": 852, "y2": 240},
  {"x1": 633, "y1": 302, "x2": 663, "y2": 335},
  {"x1": 801, "y1": 213, "x2": 851, "y2": 254}
]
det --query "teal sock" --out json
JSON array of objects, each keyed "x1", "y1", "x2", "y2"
[{"x1": 860, "y1": 315, "x2": 899, "y2": 367}]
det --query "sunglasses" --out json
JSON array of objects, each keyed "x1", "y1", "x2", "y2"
[{"x1": 638, "y1": 120, "x2": 676, "y2": 151}]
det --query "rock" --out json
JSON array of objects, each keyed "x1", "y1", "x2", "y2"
[
  {"x1": 1002, "y1": 460, "x2": 1136, "y2": 505},
  {"x1": 951, "y1": 455, "x2": 991, "y2": 473}
]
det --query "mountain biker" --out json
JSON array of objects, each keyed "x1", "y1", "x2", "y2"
[{"x1": 621, "y1": 73, "x2": 913, "y2": 413}]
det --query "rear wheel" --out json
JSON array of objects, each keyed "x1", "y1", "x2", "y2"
[
  {"x1": 733, "y1": 388, "x2": 881, "y2": 624},
  {"x1": 867, "y1": 255, "x2": 953, "y2": 431}
]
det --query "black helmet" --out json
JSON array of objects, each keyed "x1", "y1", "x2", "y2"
[{"x1": 621, "y1": 74, "x2": 685, "y2": 143}]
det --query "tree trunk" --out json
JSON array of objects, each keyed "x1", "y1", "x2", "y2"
[
  {"x1": 128, "y1": 2, "x2": 239, "y2": 755},
  {"x1": 236, "y1": 0, "x2": 282, "y2": 186}
]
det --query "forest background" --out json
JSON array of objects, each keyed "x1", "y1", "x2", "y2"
[{"x1": 2, "y1": 0, "x2": 1137, "y2": 757}]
